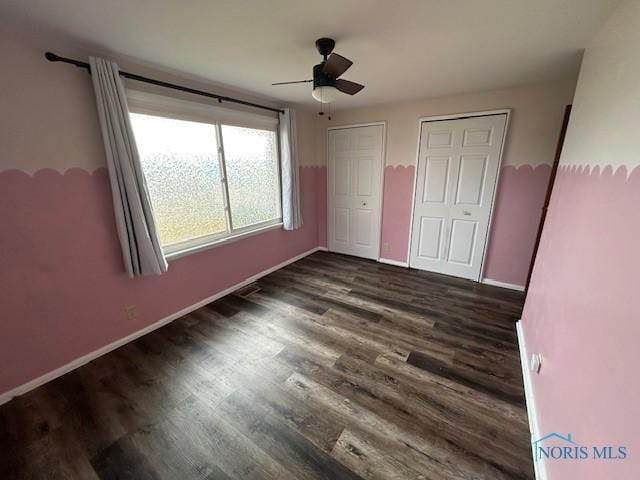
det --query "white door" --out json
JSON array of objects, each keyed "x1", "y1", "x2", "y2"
[
  {"x1": 409, "y1": 114, "x2": 507, "y2": 280},
  {"x1": 328, "y1": 125, "x2": 384, "y2": 260}
]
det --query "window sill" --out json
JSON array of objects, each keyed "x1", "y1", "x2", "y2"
[{"x1": 165, "y1": 222, "x2": 284, "y2": 262}]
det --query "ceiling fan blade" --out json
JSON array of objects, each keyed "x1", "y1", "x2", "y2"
[
  {"x1": 272, "y1": 79, "x2": 313, "y2": 85},
  {"x1": 334, "y1": 79, "x2": 365, "y2": 95},
  {"x1": 322, "y1": 53, "x2": 353, "y2": 78}
]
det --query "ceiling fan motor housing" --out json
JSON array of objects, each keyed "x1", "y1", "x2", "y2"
[
  {"x1": 315, "y1": 37, "x2": 336, "y2": 58},
  {"x1": 313, "y1": 63, "x2": 334, "y2": 89}
]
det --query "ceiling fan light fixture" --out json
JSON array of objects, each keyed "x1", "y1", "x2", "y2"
[
  {"x1": 273, "y1": 38, "x2": 363, "y2": 104},
  {"x1": 312, "y1": 85, "x2": 340, "y2": 103}
]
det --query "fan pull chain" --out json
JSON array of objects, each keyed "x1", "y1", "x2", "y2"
[{"x1": 318, "y1": 87, "x2": 325, "y2": 117}]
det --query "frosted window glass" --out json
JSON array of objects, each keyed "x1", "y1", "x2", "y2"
[
  {"x1": 221, "y1": 125, "x2": 281, "y2": 229},
  {"x1": 130, "y1": 113, "x2": 227, "y2": 247}
]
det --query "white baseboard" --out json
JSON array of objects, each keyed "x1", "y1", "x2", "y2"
[
  {"x1": 482, "y1": 278, "x2": 525, "y2": 291},
  {"x1": 316, "y1": 246, "x2": 328, "y2": 251},
  {"x1": 378, "y1": 257, "x2": 409, "y2": 268},
  {"x1": 516, "y1": 321, "x2": 546, "y2": 480},
  {"x1": 0, "y1": 246, "x2": 323, "y2": 406}
]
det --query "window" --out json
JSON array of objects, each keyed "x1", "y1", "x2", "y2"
[
  {"x1": 221, "y1": 125, "x2": 281, "y2": 229},
  {"x1": 128, "y1": 91, "x2": 281, "y2": 256}
]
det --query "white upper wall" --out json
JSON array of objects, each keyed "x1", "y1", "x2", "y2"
[
  {"x1": 315, "y1": 79, "x2": 577, "y2": 168},
  {"x1": 0, "y1": 0, "x2": 618, "y2": 109},
  {"x1": 560, "y1": 0, "x2": 640, "y2": 170},
  {"x1": 0, "y1": 26, "x2": 318, "y2": 173}
]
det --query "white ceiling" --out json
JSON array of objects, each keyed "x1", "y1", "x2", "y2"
[{"x1": 0, "y1": 0, "x2": 619, "y2": 109}]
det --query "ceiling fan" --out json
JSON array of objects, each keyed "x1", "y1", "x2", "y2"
[{"x1": 272, "y1": 38, "x2": 364, "y2": 104}]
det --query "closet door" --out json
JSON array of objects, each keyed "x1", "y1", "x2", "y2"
[
  {"x1": 328, "y1": 125, "x2": 384, "y2": 260},
  {"x1": 409, "y1": 114, "x2": 506, "y2": 280}
]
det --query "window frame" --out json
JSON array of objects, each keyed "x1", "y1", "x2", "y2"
[{"x1": 127, "y1": 90, "x2": 283, "y2": 260}]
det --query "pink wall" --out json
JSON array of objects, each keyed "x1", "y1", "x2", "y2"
[
  {"x1": 484, "y1": 164, "x2": 551, "y2": 285},
  {"x1": 315, "y1": 166, "x2": 327, "y2": 248},
  {"x1": 521, "y1": 3, "x2": 640, "y2": 478},
  {"x1": 0, "y1": 166, "x2": 319, "y2": 395},
  {"x1": 379, "y1": 165, "x2": 415, "y2": 263},
  {"x1": 522, "y1": 166, "x2": 640, "y2": 478}
]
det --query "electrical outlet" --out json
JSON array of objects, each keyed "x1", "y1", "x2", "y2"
[
  {"x1": 382, "y1": 242, "x2": 390, "y2": 252},
  {"x1": 125, "y1": 305, "x2": 138, "y2": 320}
]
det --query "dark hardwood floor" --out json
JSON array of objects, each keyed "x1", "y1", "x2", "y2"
[{"x1": 0, "y1": 252, "x2": 533, "y2": 479}]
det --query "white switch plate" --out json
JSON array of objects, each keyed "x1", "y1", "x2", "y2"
[{"x1": 530, "y1": 353, "x2": 543, "y2": 374}]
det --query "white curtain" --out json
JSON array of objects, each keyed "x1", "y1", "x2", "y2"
[
  {"x1": 279, "y1": 108, "x2": 303, "y2": 230},
  {"x1": 89, "y1": 57, "x2": 168, "y2": 277}
]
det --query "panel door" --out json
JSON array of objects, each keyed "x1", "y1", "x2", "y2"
[
  {"x1": 328, "y1": 125, "x2": 384, "y2": 260},
  {"x1": 409, "y1": 114, "x2": 507, "y2": 280}
]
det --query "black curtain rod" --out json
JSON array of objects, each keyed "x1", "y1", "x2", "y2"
[{"x1": 45, "y1": 52, "x2": 285, "y2": 115}]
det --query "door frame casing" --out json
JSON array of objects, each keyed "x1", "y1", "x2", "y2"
[
  {"x1": 326, "y1": 121, "x2": 387, "y2": 260},
  {"x1": 407, "y1": 109, "x2": 511, "y2": 282},
  {"x1": 525, "y1": 104, "x2": 571, "y2": 293}
]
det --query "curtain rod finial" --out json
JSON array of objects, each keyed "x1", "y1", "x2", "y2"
[{"x1": 45, "y1": 52, "x2": 59, "y2": 62}]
